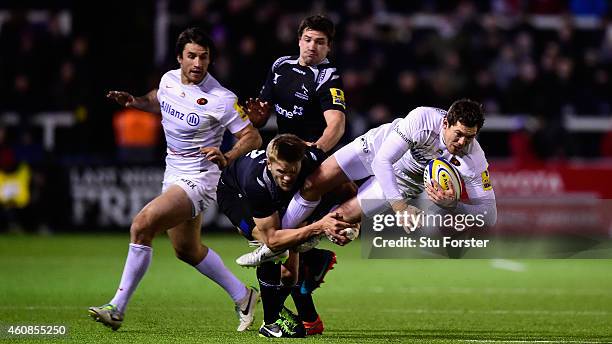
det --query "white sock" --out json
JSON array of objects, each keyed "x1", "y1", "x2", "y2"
[
  {"x1": 282, "y1": 192, "x2": 321, "y2": 229},
  {"x1": 195, "y1": 248, "x2": 247, "y2": 303},
  {"x1": 110, "y1": 243, "x2": 152, "y2": 313}
]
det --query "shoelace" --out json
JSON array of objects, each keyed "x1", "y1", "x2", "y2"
[
  {"x1": 248, "y1": 240, "x2": 262, "y2": 248},
  {"x1": 281, "y1": 311, "x2": 299, "y2": 328},
  {"x1": 277, "y1": 319, "x2": 295, "y2": 335}
]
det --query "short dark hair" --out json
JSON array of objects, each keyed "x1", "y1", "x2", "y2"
[
  {"x1": 175, "y1": 27, "x2": 215, "y2": 61},
  {"x1": 266, "y1": 134, "x2": 306, "y2": 164},
  {"x1": 298, "y1": 15, "x2": 335, "y2": 43},
  {"x1": 446, "y1": 99, "x2": 485, "y2": 130}
]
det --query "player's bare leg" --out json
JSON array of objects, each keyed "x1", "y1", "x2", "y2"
[
  {"x1": 89, "y1": 186, "x2": 194, "y2": 330},
  {"x1": 281, "y1": 251, "x2": 299, "y2": 286},
  {"x1": 301, "y1": 156, "x2": 351, "y2": 201},
  {"x1": 167, "y1": 205, "x2": 259, "y2": 332}
]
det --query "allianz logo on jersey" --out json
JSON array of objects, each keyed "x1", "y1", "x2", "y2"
[
  {"x1": 161, "y1": 101, "x2": 200, "y2": 126},
  {"x1": 274, "y1": 104, "x2": 303, "y2": 119}
]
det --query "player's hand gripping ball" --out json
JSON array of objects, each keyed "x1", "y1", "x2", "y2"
[{"x1": 423, "y1": 158, "x2": 462, "y2": 200}]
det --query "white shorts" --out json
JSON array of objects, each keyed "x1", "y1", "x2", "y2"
[
  {"x1": 333, "y1": 134, "x2": 424, "y2": 216},
  {"x1": 355, "y1": 176, "x2": 390, "y2": 217},
  {"x1": 333, "y1": 137, "x2": 389, "y2": 217},
  {"x1": 333, "y1": 136, "x2": 374, "y2": 181},
  {"x1": 162, "y1": 168, "x2": 220, "y2": 217}
]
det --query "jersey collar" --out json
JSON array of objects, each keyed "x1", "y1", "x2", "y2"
[
  {"x1": 299, "y1": 57, "x2": 330, "y2": 68},
  {"x1": 194, "y1": 72, "x2": 210, "y2": 87}
]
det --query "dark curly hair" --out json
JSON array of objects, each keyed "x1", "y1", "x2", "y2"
[{"x1": 446, "y1": 99, "x2": 485, "y2": 130}]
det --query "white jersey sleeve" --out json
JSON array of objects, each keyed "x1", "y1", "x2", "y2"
[
  {"x1": 459, "y1": 140, "x2": 495, "y2": 201},
  {"x1": 371, "y1": 108, "x2": 432, "y2": 201},
  {"x1": 216, "y1": 94, "x2": 250, "y2": 134},
  {"x1": 455, "y1": 139, "x2": 497, "y2": 225}
]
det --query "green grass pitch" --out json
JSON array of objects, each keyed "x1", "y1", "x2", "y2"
[{"x1": 1, "y1": 233, "x2": 611, "y2": 343}]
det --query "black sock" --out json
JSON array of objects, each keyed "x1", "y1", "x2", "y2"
[
  {"x1": 257, "y1": 262, "x2": 292, "y2": 324},
  {"x1": 291, "y1": 287, "x2": 318, "y2": 322}
]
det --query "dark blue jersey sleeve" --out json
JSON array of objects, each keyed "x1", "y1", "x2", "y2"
[
  {"x1": 316, "y1": 68, "x2": 346, "y2": 113},
  {"x1": 246, "y1": 183, "x2": 276, "y2": 219},
  {"x1": 259, "y1": 56, "x2": 292, "y2": 104}
]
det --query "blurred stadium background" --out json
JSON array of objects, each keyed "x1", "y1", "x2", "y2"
[
  {"x1": 2, "y1": 0, "x2": 612, "y2": 233},
  {"x1": 1, "y1": 1, "x2": 612, "y2": 342}
]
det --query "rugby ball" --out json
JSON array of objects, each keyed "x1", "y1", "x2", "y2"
[
  {"x1": 423, "y1": 158, "x2": 462, "y2": 200},
  {"x1": 325, "y1": 226, "x2": 360, "y2": 245},
  {"x1": 341, "y1": 227, "x2": 360, "y2": 241}
]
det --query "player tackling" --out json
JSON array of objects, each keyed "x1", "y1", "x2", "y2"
[{"x1": 282, "y1": 98, "x2": 497, "y2": 237}]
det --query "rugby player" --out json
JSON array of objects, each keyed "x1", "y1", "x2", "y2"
[
  {"x1": 217, "y1": 134, "x2": 353, "y2": 337},
  {"x1": 88, "y1": 27, "x2": 262, "y2": 332},
  {"x1": 282, "y1": 99, "x2": 497, "y2": 234}
]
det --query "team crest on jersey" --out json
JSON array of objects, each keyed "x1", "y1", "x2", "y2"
[
  {"x1": 295, "y1": 83, "x2": 309, "y2": 100},
  {"x1": 481, "y1": 169, "x2": 492, "y2": 191},
  {"x1": 329, "y1": 88, "x2": 346, "y2": 109},
  {"x1": 234, "y1": 101, "x2": 248, "y2": 121},
  {"x1": 450, "y1": 157, "x2": 461, "y2": 166},
  {"x1": 197, "y1": 98, "x2": 208, "y2": 105},
  {"x1": 360, "y1": 137, "x2": 370, "y2": 153}
]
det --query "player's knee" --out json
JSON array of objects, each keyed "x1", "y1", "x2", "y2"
[
  {"x1": 174, "y1": 244, "x2": 204, "y2": 266},
  {"x1": 130, "y1": 209, "x2": 156, "y2": 244},
  {"x1": 280, "y1": 265, "x2": 298, "y2": 286},
  {"x1": 302, "y1": 176, "x2": 322, "y2": 199}
]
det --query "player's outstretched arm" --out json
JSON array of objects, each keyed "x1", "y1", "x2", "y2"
[
  {"x1": 255, "y1": 212, "x2": 352, "y2": 251},
  {"x1": 106, "y1": 89, "x2": 161, "y2": 114}
]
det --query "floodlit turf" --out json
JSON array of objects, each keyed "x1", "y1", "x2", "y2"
[{"x1": 0, "y1": 233, "x2": 611, "y2": 343}]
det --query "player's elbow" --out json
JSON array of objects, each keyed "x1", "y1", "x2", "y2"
[
  {"x1": 483, "y1": 203, "x2": 497, "y2": 227},
  {"x1": 266, "y1": 236, "x2": 285, "y2": 252},
  {"x1": 261, "y1": 231, "x2": 283, "y2": 251}
]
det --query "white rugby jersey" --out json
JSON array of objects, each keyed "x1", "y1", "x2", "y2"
[
  {"x1": 368, "y1": 107, "x2": 495, "y2": 202},
  {"x1": 157, "y1": 70, "x2": 250, "y2": 174}
]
